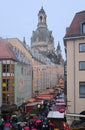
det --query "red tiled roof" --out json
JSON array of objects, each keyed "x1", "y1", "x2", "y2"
[
  {"x1": 64, "y1": 10, "x2": 85, "y2": 38},
  {"x1": 0, "y1": 38, "x2": 17, "y2": 60}
]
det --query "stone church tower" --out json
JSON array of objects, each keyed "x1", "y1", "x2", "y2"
[{"x1": 31, "y1": 7, "x2": 54, "y2": 53}]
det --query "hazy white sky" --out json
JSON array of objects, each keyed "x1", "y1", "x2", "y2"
[{"x1": 0, "y1": 0, "x2": 85, "y2": 59}]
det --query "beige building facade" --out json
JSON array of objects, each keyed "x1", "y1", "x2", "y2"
[
  {"x1": 64, "y1": 11, "x2": 85, "y2": 115},
  {"x1": 7, "y1": 38, "x2": 59, "y2": 97}
]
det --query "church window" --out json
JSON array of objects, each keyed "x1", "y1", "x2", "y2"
[{"x1": 40, "y1": 16, "x2": 42, "y2": 22}]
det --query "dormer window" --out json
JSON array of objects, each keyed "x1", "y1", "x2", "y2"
[{"x1": 82, "y1": 22, "x2": 85, "y2": 33}]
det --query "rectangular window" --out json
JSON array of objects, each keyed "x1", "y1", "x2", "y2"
[
  {"x1": 2, "y1": 79, "x2": 6, "y2": 91},
  {"x1": 79, "y1": 82, "x2": 85, "y2": 98},
  {"x1": 2, "y1": 94, "x2": 6, "y2": 103},
  {"x1": 7, "y1": 79, "x2": 10, "y2": 91},
  {"x1": 79, "y1": 61, "x2": 85, "y2": 70},
  {"x1": 2, "y1": 79, "x2": 10, "y2": 91},
  {"x1": 2, "y1": 64, "x2": 10, "y2": 73},
  {"x1": 21, "y1": 67, "x2": 23, "y2": 75},
  {"x1": 2, "y1": 64, "x2": 6, "y2": 73},
  {"x1": 82, "y1": 23, "x2": 85, "y2": 33},
  {"x1": 79, "y1": 43, "x2": 85, "y2": 52},
  {"x1": 7, "y1": 64, "x2": 10, "y2": 73}
]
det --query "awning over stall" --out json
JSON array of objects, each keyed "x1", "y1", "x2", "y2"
[
  {"x1": 47, "y1": 111, "x2": 65, "y2": 119},
  {"x1": 27, "y1": 98, "x2": 36, "y2": 103},
  {"x1": 36, "y1": 93, "x2": 54, "y2": 100}
]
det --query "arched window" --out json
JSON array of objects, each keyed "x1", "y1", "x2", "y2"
[{"x1": 40, "y1": 16, "x2": 42, "y2": 22}]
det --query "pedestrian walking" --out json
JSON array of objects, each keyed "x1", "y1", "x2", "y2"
[
  {"x1": 17, "y1": 124, "x2": 22, "y2": 130},
  {"x1": 0, "y1": 115, "x2": 4, "y2": 130},
  {"x1": 23, "y1": 123, "x2": 29, "y2": 130},
  {"x1": 29, "y1": 121, "x2": 33, "y2": 130},
  {"x1": 3, "y1": 121, "x2": 12, "y2": 130},
  {"x1": 42, "y1": 121, "x2": 49, "y2": 130},
  {"x1": 31, "y1": 127, "x2": 37, "y2": 130}
]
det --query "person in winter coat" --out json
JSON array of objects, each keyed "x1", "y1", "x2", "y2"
[
  {"x1": 42, "y1": 121, "x2": 49, "y2": 130},
  {"x1": 3, "y1": 121, "x2": 12, "y2": 130},
  {"x1": 0, "y1": 115, "x2": 4, "y2": 130},
  {"x1": 23, "y1": 124, "x2": 29, "y2": 130}
]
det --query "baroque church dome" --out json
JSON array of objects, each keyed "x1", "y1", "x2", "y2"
[
  {"x1": 31, "y1": 7, "x2": 54, "y2": 52},
  {"x1": 31, "y1": 27, "x2": 53, "y2": 43}
]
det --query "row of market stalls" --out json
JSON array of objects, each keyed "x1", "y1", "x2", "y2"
[
  {"x1": 0, "y1": 87, "x2": 59, "y2": 113},
  {"x1": 25, "y1": 93, "x2": 54, "y2": 113},
  {"x1": 24, "y1": 86, "x2": 65, "y2": 113},
  {"x1": 24, "y1": 89, "x2": 69, "y2": 130}
]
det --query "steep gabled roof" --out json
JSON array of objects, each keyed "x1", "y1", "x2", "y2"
[
  {"x1": 0, "y1": 38, "x2": 17, "y2": 60},
  {"x1": 7, "y1": 38, "x2": 32, "y2": 61},
  {"x1": 64, "y1": 10, "x2": 85, "y2": 38}
]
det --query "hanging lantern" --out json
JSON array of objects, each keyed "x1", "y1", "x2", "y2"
[{"x1": 2, "y1": 82, "x2": 6, "y2": 87}]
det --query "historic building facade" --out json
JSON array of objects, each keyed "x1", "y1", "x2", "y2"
[
  {"x1": 64, "y1": 11, "x2": 85, "y2": 117},
  {"x1": 0, "y1": 38, "x2": 32, "y2": 107},
  {"x1": 30, "y1": 7, "x2": 64, "y2": 95},
  {"x1": 0, "y1": 38, "x2": 17, "y2": 106},
  {"x1": 0, "y1": 7, "x2": 64, "y2": 108}
]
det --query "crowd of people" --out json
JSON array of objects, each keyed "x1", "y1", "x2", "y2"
[
  {"x1": 0, "y1": 93, "x2": 68, "y2": 130},
  {"x1": 0, "y1": 102, "x2": 54, "y2": 130}
]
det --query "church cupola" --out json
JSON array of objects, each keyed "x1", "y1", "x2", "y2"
[
  {"x1": 31, "y1": 7, "x2": 54, "y2": 53},
  {"x1": 37, "y1": 6, "x2": 47, "y2": 28}
]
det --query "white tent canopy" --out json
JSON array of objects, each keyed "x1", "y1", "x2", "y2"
[{"x1": 47, "y1": 111, "x2": 65, "y2": 119}]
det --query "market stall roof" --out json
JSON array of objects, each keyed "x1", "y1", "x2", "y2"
[
  {"x1": 36, "y1": 93, "x2": 54, "y2": 100},
  {"x1": 47, "y1": 88, "x2": 54, "y2": 93},
  {"x1": 47, "y1": 111, "x2": 65, "y2": 119},
  {"x1": 27, "y1": 98, "x2": 36, "y2": 103},
  {"x1": 26, "y1": 102, "x2": 41, "y2": 106}
]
